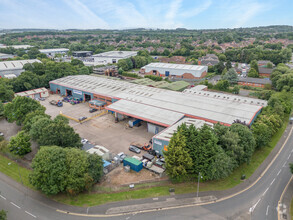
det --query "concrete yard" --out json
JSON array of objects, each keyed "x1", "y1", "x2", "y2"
[{"x1": 41, "y1": 94, "x2": 153, "y2": 156}]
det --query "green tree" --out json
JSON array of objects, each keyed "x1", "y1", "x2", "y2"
[
  {"x1": 251, "y1": 121, "x2": 271, "y2": 148},
  {"x1": 38, "y1": 120, "x2": 81, "y2": 148},
  {"x1": 29, "y1": 146, "x2": 68, "y2": 195},
  {"x1": 0, "y1": 80, "x2": 14, "y2": 102},
  {"x1": 54, "y1": 115, "x2": 69, "y2": 124},
  {"x1": 30, "y1": 146, "x2": 99, "y2": 195},
  {"x1": 27, "y1": 48, "x2": 40, "y2": 59},
  {"x1": 222, "y1": 68, "x2": 238, "y2": 84},
  {"x1": 8, "y1": 131, "x2": 31, "y2": 156},
  {"x1": 250, "y1": 60, "x2": 259, "y2": 73},
  {"x1": 164, "y1": 131, "x2": 192, "y2": 182},
  {"x1": 232, "y1": 85, "x2": 240, "y2": 94},
  {"x1": 87, "y1": 153, "x2": 103, "y2": 183},
  {"x1": 71, "y1": 59, "x2": 84, "y2": 67},
  {"x1": 118, "y1": 67, "x2": 123, "y2": 75},
  {"x1": 4, "y1": 96, "x2": 45, "y2": 125},
  {"x1": 230, "y1": 124, "x2": 256, "y2": 165},
  {"x1": 219, "y1": 54, "x2": 227, "y2": 62},
  {"x1": 79, "y1": 66, "x2": 89, "y2": 75},
  {"x1": 214, "y1": 80, "x2": 230, "y2": 91},
  {"x1": 0, "y1": 210, "x2": 7, "y2": 220},
  {"x1": 248, "y1": 68, "x2": 259, "y2": 78},
  {"x1": 22, "y1": 110, "x2": 49, "y2": 132},
  {"x1": 29, "y1": 117, "x2": 52, "y2": 141}
]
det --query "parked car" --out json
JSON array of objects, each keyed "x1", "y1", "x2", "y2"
[
  {"x1": 79, "y1": 116, "x2": 87, "y2": 121},
  {"x1": 81, "y1": 138, "x2": 88, "y2": 144},
  {"x1": 89, "y1": 108, "x2": 98, "y2": 113},
  {"x1": 0, "y1": 132, "x2": 4, "y2": 136},
  {"x1": 129, "y1": 145, "x2": 141, "y2": 154},
  {"x1": 114, "y1": 152, "x2": 127, "y2": 163}
]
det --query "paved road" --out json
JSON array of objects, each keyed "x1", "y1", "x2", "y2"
[{"x1": 1, "y1": 124, "x2": 292, "y2": 220}]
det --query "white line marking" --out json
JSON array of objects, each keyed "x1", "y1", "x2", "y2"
[
  {"x1": 277, "y1": 169, "x2": 282, "y2": 176},
  {"x1": 283, "y1": 162, "x2": 286, "y2": 167},
  {"x1": 0, "y1": 195, "x2": 6, "y2": 200},
  {"x1": 153, "y1": 198, "x2": 159, "y2": 200},
  {"x1": 291, "y1": 149, "x2": 293, "y2": 153},
  {"x1": 86, "y1": 207, "x2": 89, "y2": 214},
  {"x1": 270, "y1": 178, "x2": 276, "y2": 186},
  {"x1": 263, "y1": 187, "x2": 269, "y2": 196},
  {"x1": 10, "y1": 202, "x2": 21, "y2": 209},
  {"x1": 266, "y1": 205, "x2": 269, "y2": 215},
  {"x1": 25, "y1": 211, "x2": 36, "y2": 218},
  {"x1": 288, "y1": 155, "x2": 290, "y2": 160}
]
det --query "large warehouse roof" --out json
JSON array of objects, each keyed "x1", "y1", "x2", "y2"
[
  {"x1": 39, "y1": 48, "x2": 69, "y2": 53},
  {"x1": 107, "y1": 99, "x2": 184, "y2": 126},
  {"x1": 92, "y1": 51, "x2": 137, "y2": 58},
  {"x1": 0, "y1": 59, "x2": 41, "y2": 71},
  {"x1": 154, "y1": 117, "x2": 213, "y2": 141},
  {"x1": 50, "y1": 75, "x2": 267, "y2": 126},
  {"x1": 142, "y1": 63, "x2": 206, "y2": 71}
]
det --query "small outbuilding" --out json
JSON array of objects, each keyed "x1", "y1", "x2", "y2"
[
  {"x1": 14, "y1": 87, "x2": 49, "y2": 99},
  {"x1": 123, "y1": 157, "x2": 143, "y2": 172}
]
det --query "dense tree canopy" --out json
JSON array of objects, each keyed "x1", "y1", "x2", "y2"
[
  {"x1": 30, "y1": 146, "x2": 103, "y2": 195},
  {"x1": 8, "y1": 131, "x2": 31, "y2": 156}
]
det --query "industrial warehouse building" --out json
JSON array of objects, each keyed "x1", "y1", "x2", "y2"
[
  {"x1": 141, "y1": 63, "x2": 208, "y2": 79},
  {"x1": 92, "y1": 51, "x2": 137, "y2": 65},
  {"x1": 39, "y1": 48, "x2": 69, "y2": 57},
  {"x1": 0, "y1": 59, "x2": 41, "y2": 78},
  {"x1": 50, "y1": 75, "x2": 267, "y2": 153},
  {"x1": 15, "y1": 87, "x2": 49, "y2": 99}
]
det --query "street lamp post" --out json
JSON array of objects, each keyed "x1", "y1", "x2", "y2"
[
  {"x1": 8, "y1": 160, "x2": 23, "y2": 185},
  {"x1": 197, "y1": 172, "x2": 202, "y2": 198}
]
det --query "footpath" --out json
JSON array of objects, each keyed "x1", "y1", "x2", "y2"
[{"x1": 0, "y1": 123, "x2": 292, "y2": 217}]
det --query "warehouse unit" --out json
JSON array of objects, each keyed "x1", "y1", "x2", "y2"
[
  {"x1": 0, "y1": 53, "x2": 14, "y2": 60},
  {"x1": 92, "y1": 51, "x2": 137, "y2": 65},
  {"x1": 39, "y1": 48, "x2": 69, "y2": 57},
  {"x1": 141, "y1": 63, "x2": 208, "y2": 79},
  {"x1": 15, "y1": 87, "x2": 49, "y2": 99},
  {"x1": 152, "y1": 118, "x2": 213, "y2": 154},
  {"x1": 50, "y1": 75, "x2": 267, "y2": 128},
  {"x1": 0, "y1": 59, "x2": 41, "y2": 77}
]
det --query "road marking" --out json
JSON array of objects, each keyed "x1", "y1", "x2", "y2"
[
  {"x1": 58, "y1": 125, "x2": 293, "y2": 218},
  {"x1": 0, "y1": 195, "x2": 6, "y2": 200},
  {"x1": 25, "y1": 211, "x2": 36, "y2": 218},
  {"x1": 291, "y1": 149, "x2": 293, "y2": 153},
  {"x1": 86, "y1": 207, "x2": 89, "y2": 214},
  {"x1": 266, "y1": 205, "x2": 269, "y2": 216},
  {"x1": 283, "y1": 162, "x2": 286, "y2": 167},
  {"x1": 262, "y1": 187, "x2": 269, "y2": 196},
  {"x1": 277, "y1": 169, "x2": 282, "y2": 176},
  {"x1": 153, "y1": 198, "x2": 159, "y2": 200},
  {"x1": 278, "y1": 175, "x2": 293, "y2": 220},
  {"x1": 270, "y1": 178, "x2": 276, "y2": 186},
  {"x1": 288, "y1": 155, "x2": 290, "y2": 160},
  {"x1": 10, "y1": 202, "x2": 21, "y2": 209}
]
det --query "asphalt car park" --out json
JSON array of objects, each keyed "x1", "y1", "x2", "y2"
[{"x1": 42, "y1": 94, "x2": 153, "y2": 156}]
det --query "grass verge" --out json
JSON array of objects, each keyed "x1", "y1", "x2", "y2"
[{"x1": 0, "y1": 154, "x2": 33, "y2": 189}]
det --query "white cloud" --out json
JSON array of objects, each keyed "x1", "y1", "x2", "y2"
[
  {"x1": 62, "y1": 0, "x2": 109, "y2": 29},
  {"x1": 165, "y1": 0, "x2": 183, "y2": 20},
  {"x1": 179, "y1": 0, "x2": 212, "y2": 18}
]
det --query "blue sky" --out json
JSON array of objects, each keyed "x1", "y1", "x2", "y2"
[{"x1": 0, "y1": 0, "x2": 292, "y2": 30}]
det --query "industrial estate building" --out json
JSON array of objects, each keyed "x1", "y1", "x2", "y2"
[
  {"x1": 15, "y1": 87, "x2": 49, "y2": 99},
  {"x1": 141, "y1": 63, "x2": 208, "y2": 79},
  {"x1": 92, "y1": 51, "x2": 137, "y2": 65},
  {"x1": 0, "y1": 59, "x2": 41, "y2": 78},
  {"x1": 39, "y1": 48, "x2": 69, "y2": 57},
  {"x1": 0, "y1": 45, "x2": 32, "y2": 49},
  {"x1": 0, "y1": 53, "x2": 14, "y2": 60},
  {"x1": 50, "y1": 75, "x2": 267, "y2": 153}
]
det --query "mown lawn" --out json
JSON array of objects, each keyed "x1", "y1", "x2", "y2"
[
  {"x1": 1, "y1": 114, "x2": 291, "y2": 207},
  {"x1": 0, "y1": 154, "x2": 33, "y2": 189}
]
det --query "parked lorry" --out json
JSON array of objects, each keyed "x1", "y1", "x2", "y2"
[
  {"x1": 49, "y1": 100, "x2": 63, "y2": 107},
  {"x1": 131, "y1": 142, "x2": 152, "y2": 151}
]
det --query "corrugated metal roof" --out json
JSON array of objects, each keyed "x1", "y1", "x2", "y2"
[
  {"x1": 15, "y1": 87, "x2": 47, "y2": 96},
  {"x1": 92, "y1": 51, "x2": 137, "y2": 58},
  {"x1": 39, "y1": 48, "x2": 69, "y2": 53},
  {"x1": 142, "y1": 62, "x2": 207, "y2": 71},
  {"x1": 0, "y1": 59, "x2": 41, "y2": 71},
  {"x1": 154, "y1": 117, "x2": 213, "y2": 141},
  {"x1": 107, "y1": 99, "x2": 184, "y2": 126},
  {"x1": 50, "y1": 75, "x2": 267, "y2": 126}
]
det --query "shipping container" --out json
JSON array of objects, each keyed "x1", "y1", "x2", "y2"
[{"x1": 123, "y1": 157, "x2": 143, "y2": 172}]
